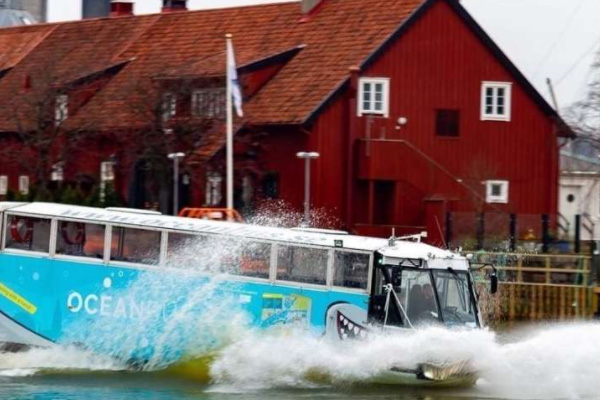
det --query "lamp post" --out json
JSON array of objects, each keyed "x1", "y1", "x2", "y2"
[
  {"x1": 296, "y1": 151, "x2": 320, "y2": 226},
  {"x1": 168, "y1": 152, "x2": 185, "y2": 216}
]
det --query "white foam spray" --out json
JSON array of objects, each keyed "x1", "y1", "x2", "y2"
[
  {"x1": 0, "y1": 345, "x2": 122, "y2": 377},
  {"x1": 209, "y1": 322, "x2": 600, "y2": 400}
]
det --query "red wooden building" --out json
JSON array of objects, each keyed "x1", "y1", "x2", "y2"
[{"x1": 0, "y1": 0, "x2": 572, "y2": 244}]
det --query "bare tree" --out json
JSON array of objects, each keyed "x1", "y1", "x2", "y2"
[
  {"x1": 0, "y1": 58, "x2": 98, "y2": 200},
  {"x1": 118, "y1": 76, "x2": 216, "y2": 212},
  {"x1": 565, "y1": 51, "x2": 600, "y2": 153}
]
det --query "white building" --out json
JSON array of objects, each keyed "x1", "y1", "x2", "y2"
[
  {"x1": 0, "y1": 0, "x2": 43, "y2": 26},
  {"x1": 559, "y1": 150, "x2": 600, "y2": 241}
]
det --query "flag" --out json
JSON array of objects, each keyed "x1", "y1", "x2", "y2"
[{"x1": 227, "y1": 37, "x2": 243, "y2": 117}]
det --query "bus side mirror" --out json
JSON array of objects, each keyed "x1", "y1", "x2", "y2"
[{"x1": 490, "y1": 273, "x2": 498, "y2": 294}]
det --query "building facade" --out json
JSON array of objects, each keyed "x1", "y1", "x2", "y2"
[
  {"x1": 560, "y1": 150, "x2": 600, "y2": 241},
  {"x1": 0, "y1": 0, "x2": 571, "y2": 245}
]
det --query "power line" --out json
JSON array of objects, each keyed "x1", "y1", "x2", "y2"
[
  {"x1": 555, "y1": 36, "x2": 600, "y2": 86},
  {"x1": 532, "y1": 0, "x2": 587, "y2": 79}
]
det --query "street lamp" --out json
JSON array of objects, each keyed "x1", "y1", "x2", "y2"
[
  {"x1": 296, "y1": 151, "x2": 320, "y2": 226},
  {"x1": 168, "y1": 152, "x2": 185, "y2": 216}
]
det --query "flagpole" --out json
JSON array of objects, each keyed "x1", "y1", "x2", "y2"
[{"x1": 225, "y1": 33, "x2": 234, "y2": 211}]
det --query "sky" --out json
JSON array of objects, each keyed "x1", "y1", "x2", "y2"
[{"x1": 47, "y1": 0, "x2": 600, "y2": 111}]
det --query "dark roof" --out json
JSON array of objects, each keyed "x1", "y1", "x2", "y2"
[{"x1": 561, "y1": 151, "x2": 600, "y2": 174}]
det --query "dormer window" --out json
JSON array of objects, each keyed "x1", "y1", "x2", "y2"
[
  {"x1": 55, "y1": 94, "x2": 68, "y2": 126},
  {"x1": 162, "y1": 92, "x2": 177, "y2": 122},
  {"x1": 481, "y1": 82, "x2": 512, "y2": 121},
  {"x1": 358, "y1": 77, "x2": 389, "y2": 118},
  {"x1": 192, "y1": 88, "x2": 225, "y2": 118}
]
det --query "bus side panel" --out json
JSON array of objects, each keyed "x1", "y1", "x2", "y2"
[{"x1": 0, "y1": 255, "x2": 369, "y2": 355}]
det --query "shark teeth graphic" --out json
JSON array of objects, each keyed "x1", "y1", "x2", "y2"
[{"x1": 336, "y1": 311, "x2": 368, "y2": 341}]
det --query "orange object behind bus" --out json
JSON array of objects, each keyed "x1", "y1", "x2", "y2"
[{"x1": 178, "y1": 208, "x2": 243, "y2": 222}]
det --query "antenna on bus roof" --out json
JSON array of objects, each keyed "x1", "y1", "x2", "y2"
[{"x1": 388, "y1": 227, "x2": 397, "y2": 247}]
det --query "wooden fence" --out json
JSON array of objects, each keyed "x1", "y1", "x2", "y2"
[{"x1": 473, "y1": 252, "x2": 598, "y2": 321}]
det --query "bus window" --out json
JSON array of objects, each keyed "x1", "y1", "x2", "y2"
[
  {"x1": 111, "y1": 227, "x2": 160, "y2": 265},
  {"x1": 277, "y1": 245, "x2": 327, "y2": 285},
  {"x1": 56, "y1": 221, "x2": 105, "y2": 259},
  {"x1": 4, "y1": 215, "x2": 51, "y2": 253},
  {"x1": 333, "y1": 252, "x2": 369, "y2": 289},
  {"x1": 239, "y1": 242, "x2": 271, "y2": 279},
  {"x1": 166, "y1": 232, "x2": 206, "y2": 268}
]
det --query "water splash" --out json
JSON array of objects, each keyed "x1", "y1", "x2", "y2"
[
  {"x1": 475, "y1": 323, "x2": 600, "y2": 399},
  {"x1": 0, "y1": 345, "x2": 122, "y2": 377},
  {"x1": 248, "y1": 199, "x2": 342, "y2": 230},
  {"x1": 209, "y1": 322, "x2": 600, "y2": 399},
  {"x1": 210, "y1": 326, "x2": 494, "y2": 389}
]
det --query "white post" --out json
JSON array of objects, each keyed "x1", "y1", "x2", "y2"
[
  {"x1": 226, "y1": 33, "x2": 234, "y2": 210},
  {"x1": 296, "y1": 152, "x2": 320, "y2": 227},
  {"x1": 304, "y1": 157, "x2": 310, "y2": 224},
  {"x1": 173, "y1": 157, "x2": 179, "y2": 215},
  {"x1": 168, "y1": 152, "x2": 185, "y2": 216}
]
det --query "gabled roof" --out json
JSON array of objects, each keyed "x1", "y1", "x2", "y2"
[
  {"x1": 0, "y1": 23, "x2": 53, "y2": 71},
  {"x1": 308, "y1": 0, "x2": 569, "y2": 131},
  {"x1": 0, "y1": 0, "x2": 567, "y2": 134},
  {"x1": 561, "y1": 151, "x2": 600, "y2": 174},
  {"x1": 0, "y1": 0, "x2": 423, "y2": 131}
]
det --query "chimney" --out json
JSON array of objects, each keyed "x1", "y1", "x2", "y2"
[
  {"x1": 162, "y1": 0, "x2": 187, "y2": 13},
  {"x1": 110, "y1": 1, "x2": 133, "y2": 17}
]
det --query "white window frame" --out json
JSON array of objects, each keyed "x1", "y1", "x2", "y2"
[
  {"x1": 481, "y1": 81, "x2": 512, "y2": 122},
  {"x1": 358, "y1": 77, "x2": 390, "y2": 118},
  {"x1": 161, "y1": 92, "x2": 176, "y2": 122},
  {"x1": 51, "y1": 162, "x2": 64, "y2": 182},
  {"x1": 205, "y1": 172, "x2": 223, "y2": 206},
  {"x1": 486, "y1": 180, "x2": 509, "y2": 204},
  {"x1": 0, "y1": 175, "x2": 7, "y2": 195},
  {"x1": 19, "y1": 175, "x2": 29, "y2": 196},
  {"x1": 191, "y1": 88, "x2": 225, "y2": 118},
  {"x1": 55, "y1": 94, "x2": 69, "y2": 126},
  {"x1": 100, "y1": 161, "x2": 115, "y2": 182}
]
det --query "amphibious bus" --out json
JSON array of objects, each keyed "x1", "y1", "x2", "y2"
[{"x1": 0, "y1": 202, "x2": 494, "y2": 384}]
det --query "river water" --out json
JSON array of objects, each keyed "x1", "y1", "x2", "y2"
[{"x1": 1, "y1": 322, "x2": 599, "y2": 400}]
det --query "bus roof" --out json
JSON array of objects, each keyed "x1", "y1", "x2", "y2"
[{"x1": 1, "y1": 202, "x2": 457, "y2": 259}]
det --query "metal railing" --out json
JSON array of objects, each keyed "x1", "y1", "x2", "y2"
[{"x1": 473, "y1": 252, "x2": 598, "y2": 321}]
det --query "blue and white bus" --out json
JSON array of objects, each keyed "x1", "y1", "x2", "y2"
[{"x1": 0, "y1": 202, "x2": 492, "y2": 383}]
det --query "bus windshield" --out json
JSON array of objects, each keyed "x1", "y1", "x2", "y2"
[
  {"x1": 399, "y1": 268, "x2": 439, "y2": 326},
  {"x1": 369, "y1": 263, "x2": 479, "y2": 329},
  {"x1": 432, "y1": 270, "x2": 478, "y2": 328}
]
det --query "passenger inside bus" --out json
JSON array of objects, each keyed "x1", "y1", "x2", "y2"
[
  {"x1": 407, "y1": 283, "x2": 439, "y2": 325},
  {"x1": 422, "y1": 284, "x2": 437, "y2": 314}
]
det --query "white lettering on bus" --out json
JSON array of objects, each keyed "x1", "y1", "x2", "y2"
[
  {"x1": 66, "y1": 291, "x2": 176, "y2": 322},
  {"x1": 67, "y1": 292, "x2": 83, "y2": 313},
  {"x1": 84, "y1": 294, "x2": 99, "y2": 315},
  {"x1": 100, "y1": 295, "x2": 112, "y2": 316},
  {"x1": 114, "y1": 297, "x2": 127, "y2": 318}
]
